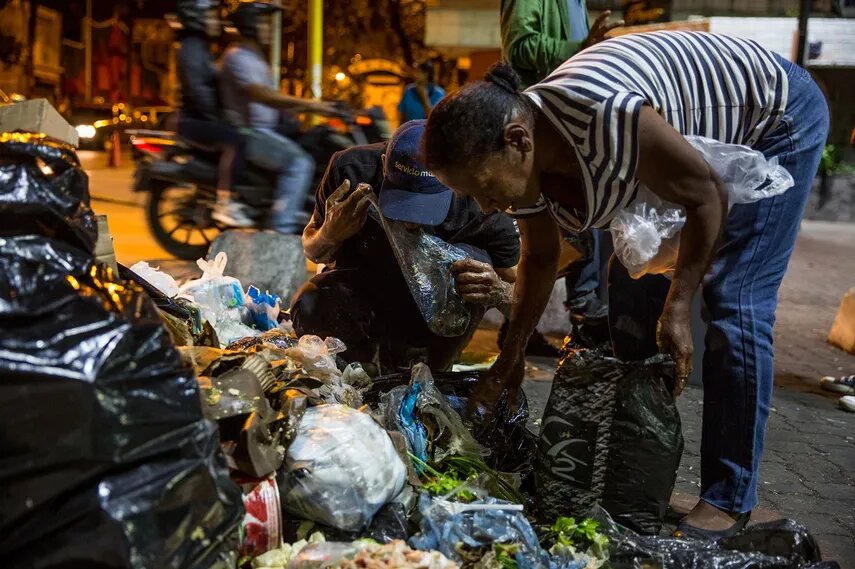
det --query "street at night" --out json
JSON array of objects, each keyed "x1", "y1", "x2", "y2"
[{"x1": 1, "y1": 0, "x2": 855, "y2": 568}]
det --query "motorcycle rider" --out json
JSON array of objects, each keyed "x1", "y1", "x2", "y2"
[
  {"x1": 176, "y1": 0, "x2": 244, "y2": 225},
  {"x1": 219, "y1": 1, "x2": 332, "y2": 234}
]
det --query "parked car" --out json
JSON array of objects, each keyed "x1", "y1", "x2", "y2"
[
  {"x1": 69, "y1": 102, "x2": 133, "y2": 150},
  {"x1": 132, "y1": 106, "x2": 175, "y2": 130}
]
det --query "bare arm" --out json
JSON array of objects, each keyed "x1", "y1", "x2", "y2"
[
  {"x1": 246, "y1": 83, "x2": 329, "y2": 113},
  {"x1": 468, "y1": 210, "x2": 561, "y2": 411},
  {"x1": 635, "y1": 105, "x2": 727, "y2": 390}
]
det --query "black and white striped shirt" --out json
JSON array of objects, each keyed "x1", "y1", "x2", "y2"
[{"x1": 514, "y1": 31, "x2": 789, "y2": 231}]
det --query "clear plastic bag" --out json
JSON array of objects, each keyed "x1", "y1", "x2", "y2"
[
  {"x1": 277, "y1": 405, "x2": 407, "y2": 531},
  {"x1": 367, "y1": 196, "x2": 471, "y2": 337},
  {"x1": 129, "y1": 260, "x2": 180, "y2": 297},
  {"x1": 178, "y1": 252, "x2": 259, "y2": 345},
  {"x1": 283, "y1": 335, "x2": 347, "y2": 383},
  {"x1": 610, "y1": 135, "x2": 795, "y2": 279},
  {"x1": 409, "y1": 493, "x2": 549, "y2": 568}
]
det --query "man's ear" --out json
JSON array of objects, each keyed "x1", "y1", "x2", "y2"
[{"x1": 504, "y1": 122, "x2": 533, "y2": 154}]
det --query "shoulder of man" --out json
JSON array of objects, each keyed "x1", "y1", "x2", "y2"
[{"x1": 328, "y1": 143, "x2": 386, "y2": 188}]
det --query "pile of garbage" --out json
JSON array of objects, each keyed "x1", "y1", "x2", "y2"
[{"x1": 0, "y1": 133, "x2": 840, "y2": 569}]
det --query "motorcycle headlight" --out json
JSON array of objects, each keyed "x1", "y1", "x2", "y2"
[{"x1": 76, "y1": 125, "x2": 97, "y2": 139}]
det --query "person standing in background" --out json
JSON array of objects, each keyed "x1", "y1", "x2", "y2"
[
  {"x1": 398, "y1": 61, "x2": 445, "y2": 124},
  {"x1": 500, "y1": 0, "x2": 622, "y2": 337}
]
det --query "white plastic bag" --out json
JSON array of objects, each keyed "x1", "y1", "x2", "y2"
[
  {"x1": 610, "y1": 136, "x2": 795, "y2": 279},
  {"x1": 177, "y1": 252, "x2": 258, "y2": 346},
  {"x1": 278, "y1": 405, "x2": 407, "y2": 531},
  {"x1": 129, "y1": 261, "x2": 179, "y2": 297}
]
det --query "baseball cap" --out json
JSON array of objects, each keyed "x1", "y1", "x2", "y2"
[{"x1": 379, "y1": 120, "x2": 453, "y2": 226}]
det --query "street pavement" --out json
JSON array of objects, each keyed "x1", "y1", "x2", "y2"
[{"x1": 86, "y1": 152, "x2": 855, "y2": 566}]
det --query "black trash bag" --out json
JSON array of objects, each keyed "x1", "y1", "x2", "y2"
[
  {"x1": 535, "y1": 348, "x2": 683, "y2": 535},
  {"x1": 365, "y1": 371, "x2": 536, "y2": 476},
  {"x1": 592, "y1": 507, "x2": 836, "y2": 569},
  {"x1": 0, "y1": 237, "x2": 243, "y2": 569},
  {"x1": 0, "y1": 134, "x2": 242, "y2": 568},
  {"x1": 0, "y1": 133, "x2": 97, "y2": 253}
]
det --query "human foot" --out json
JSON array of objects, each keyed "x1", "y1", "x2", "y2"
[{"x1": 673, "y1": 500, "x2": 750, "y2": 540}]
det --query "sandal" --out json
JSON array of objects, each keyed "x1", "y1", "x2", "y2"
[{"x1": 673, "y1": 512, "x2": 751, "y2": 540}]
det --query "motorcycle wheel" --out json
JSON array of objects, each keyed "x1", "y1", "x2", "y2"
[{"x1": 146, "y1": 183, "x2": 224, "y2": 260}]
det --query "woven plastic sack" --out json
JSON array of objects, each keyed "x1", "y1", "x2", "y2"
[{"x1": 535, "y1": 349, "x2": 683, "y2": 535}]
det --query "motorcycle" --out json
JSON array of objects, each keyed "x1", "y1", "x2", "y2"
[{"x1": 129, "y1": 104, "x2": 391, "y2": 260}]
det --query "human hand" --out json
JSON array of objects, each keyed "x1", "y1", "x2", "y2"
[
  {"x1": 467, "y1": 356, "x2": 525, "y2": 416},
  {"x1": 451, "y1": 259, "x2": 512, "y2": 308},
  {"x1": 656, "y1": 299, "x2": 693, "y2": 396},
  {"x1": 581, "y1": 10, "x2": 624, "y2": 49},
  {"x1": 321, "y1": 180, "x2": 372, "y2": 243}
]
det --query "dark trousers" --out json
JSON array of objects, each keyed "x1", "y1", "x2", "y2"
[{"x1": 291, "y1": 267, "x2": 483, "y2": 374}]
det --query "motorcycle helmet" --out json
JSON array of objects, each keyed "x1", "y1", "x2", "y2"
[
  {"x1": 228, "y1": 1, "x2": 282, "y2": 42},
  {"x1": 177, "y1": 0, "x2": 215, "y2": 35}
]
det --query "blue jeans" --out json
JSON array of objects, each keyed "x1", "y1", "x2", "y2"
[
  {"x1": 699, "y1": 56, "x2": 829, "y2": 513},
  {"x1": 246, "y1": 128, "x2": 315, "y2": 233},
  {"x1": 564, "y1": 229, "x2": 602, "y2": 309}
]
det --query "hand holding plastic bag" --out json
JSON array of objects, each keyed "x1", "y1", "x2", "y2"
[
  {"x1": 367, "y1": 195, "x2": 472, "y2": 337},
  {"x1": 610, "y1": 135, "x2": 794, "y2": 279}
]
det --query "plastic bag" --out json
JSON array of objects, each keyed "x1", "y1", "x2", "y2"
[
  {"x1": 409, "y1": 493, "x2": 549, "y2": 568},
  {"x1": 368, "y1": 371, "x2": 537, "y2": 477},
  {"x1": 368, "y1": 196, "x2": 471, "y2": 337},
  {"x1": 283, "y1": 335, "x2": 347, "y2": 383},
  {"x1": 535, "y1": 349, "x2": 683, "y2": 535},
  {"x1": 247, "y1": 285, "x2": 282, "y2": 331},
  {"x1": 278, "y1": 405, "x2": 407, "y2": 531},
  {"x1": 0, "y1": 240, "x2": 242, "y2": 568},
  {"x1": 591, "y1": 506, "x2": 837, "y2": 568},
  {"x1": 129, "y1": 260, "x2": 180, "y2": 297},
  {"x1": 610, "y1": 135, "x2": 795, "y2": 279},
  {"x1": 380, "y1": 364, "x2": 488, "y2": 468},
  {"x1": 0, "y1": 133, "x2": 97, "y2": 253},
  {"x1": 0, "y1": 134, "x2": 242, "y2": 568},
  {"x1": 178, "y1": 252, "x2": 259, "y2": 346}
]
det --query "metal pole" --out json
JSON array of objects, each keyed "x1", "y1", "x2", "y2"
[
  {"x1": 84, "y1": 0, "x2": 92, "y2": 100},
  {"x1": 308, "y1": 0, "x2": 322, "y2": 100},
  {"x1": 796, "y1": 0, "x2": 811, "y2": 67},
  {"x1": 271, "y1": 1, "x2": 282, "y2": 86}
]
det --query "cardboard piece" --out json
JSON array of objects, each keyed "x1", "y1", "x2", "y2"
[
  {"x1": 828, "y1": 288, "x2": 855, "y2": 355},
  {"x1": 95, "y1": 215, "x2": 119, "y2": 274},
  {"x1": 0, "y1": 99, "x2": 78, "y2": 147}
]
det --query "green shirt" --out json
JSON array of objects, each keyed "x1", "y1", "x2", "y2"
[{"x1": 500, "y1": 0, "x2": 589, "y2": 88}]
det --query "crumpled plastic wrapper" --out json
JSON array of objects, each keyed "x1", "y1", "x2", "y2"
[{"x1": 368, "y1": 195, "x2": 471, "y2": 337}]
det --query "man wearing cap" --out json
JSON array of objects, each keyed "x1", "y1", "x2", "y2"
[{"x1": 292, "y1": 120, "x2": 520, "y2": 374}]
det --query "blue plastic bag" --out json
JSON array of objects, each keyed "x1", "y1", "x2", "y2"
[
  {"x1": 409, "y1": 493, "x2": 550, "y2": 568},
  {"x1": 245, "y1": 285, "x2": 281, "y2": 331}
]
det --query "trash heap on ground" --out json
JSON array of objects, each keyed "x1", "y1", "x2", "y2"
[{"x1": 0, "y1": 133, "x2": 840, "y2": 569}]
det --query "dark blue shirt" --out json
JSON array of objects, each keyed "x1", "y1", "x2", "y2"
[{"x1": 397, "y1": 84, "x2": 445, "y2": 123}]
